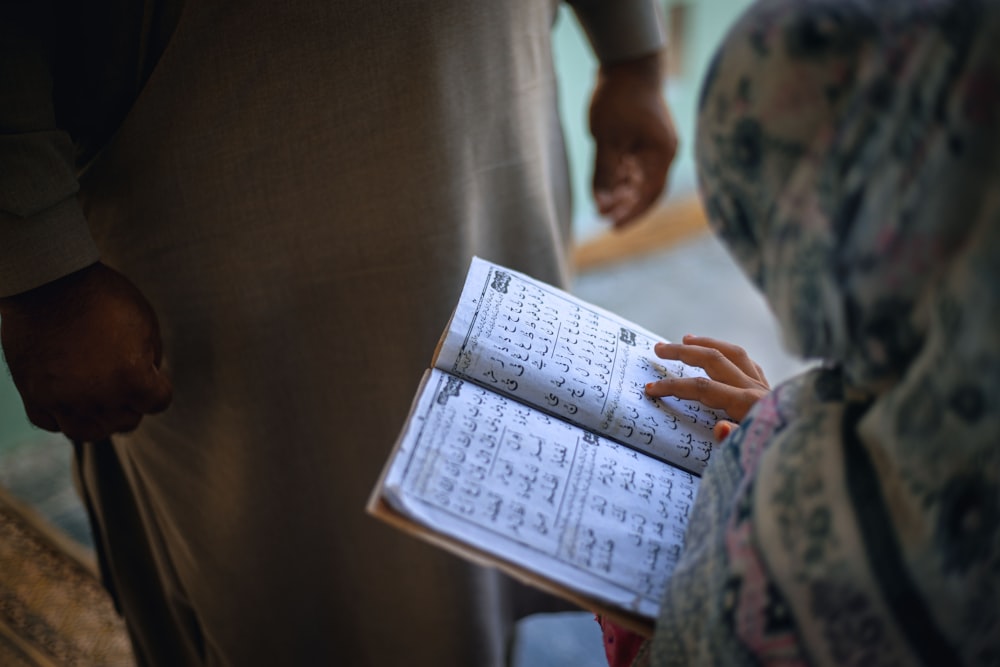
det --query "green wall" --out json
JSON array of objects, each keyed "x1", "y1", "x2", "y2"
[{"x1": 0, "y1": 355, "x2": 35, "y2": 447}]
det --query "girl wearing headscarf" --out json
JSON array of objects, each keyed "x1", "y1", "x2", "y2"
[{"x1": 604, "y1": 0, "x2": 1000, "y2": 664}]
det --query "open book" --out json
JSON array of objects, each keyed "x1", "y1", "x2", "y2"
[{"x1": 367, "y1": 257, "x2": 723, "y2": 635}]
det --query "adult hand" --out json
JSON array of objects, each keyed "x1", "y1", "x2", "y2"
[
  {"x1": 0, "y1": 262, "x2": 173, "y2": 441},
  {"x1": 645, "y1": 334, "x2": 769, "y2": 422},
  {"x1": 588, "y1": 51, "x2": 678, "y2": 229}
]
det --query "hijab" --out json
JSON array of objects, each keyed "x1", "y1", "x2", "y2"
[{"x1": 649, "y1": 1, "x2": 1000, "y2": 664}]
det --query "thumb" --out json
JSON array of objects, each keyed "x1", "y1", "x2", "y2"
[
  {"x1": 132, "y1": 363, "x2": 174, "y2": 415},
  {"x1": 713, "y1": 420, "x2": 738, "y2": 442}
]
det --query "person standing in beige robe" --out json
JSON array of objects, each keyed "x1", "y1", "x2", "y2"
[{"x1": 0, "y1": 1, "x2": 678, "y2": 664}]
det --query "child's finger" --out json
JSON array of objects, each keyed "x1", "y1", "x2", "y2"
[
  {"x1": 680, "y1": 334, "x2": 768, "y2": 386},
  {"x1": 752, "y1": 362, "x2": 768, "y2": 387},
  {"x1": 645, "y1": 376, "x2": 765, "y2": 421},
  {"x1": 713, "y1": 420, "x2": 738, "y2": 442},
  {"x1": 654, "y1": 341, "x2": 756, "y2": 389}
]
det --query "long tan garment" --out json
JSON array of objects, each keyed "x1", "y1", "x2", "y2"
[{"x1": 61, "y1": 2, "x2": 625, "y2": 665}]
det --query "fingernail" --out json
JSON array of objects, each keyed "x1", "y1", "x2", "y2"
[{"x1": 714, "y1": 421, "x2": 735, "y2": 441}]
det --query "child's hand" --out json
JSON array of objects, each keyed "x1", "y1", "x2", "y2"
[{"x1": 645, "y1": 334, "x2": 769, "y2": 422}]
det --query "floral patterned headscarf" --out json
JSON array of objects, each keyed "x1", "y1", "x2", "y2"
[{"x1": 648, "y1": 1, "x2": 1000, "y2": 665}]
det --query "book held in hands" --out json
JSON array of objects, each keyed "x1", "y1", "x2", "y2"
[{"x1": 367, "y1": 257, "x2": 723, "y2": 635}]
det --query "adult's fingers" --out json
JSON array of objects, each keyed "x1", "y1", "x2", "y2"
[
  {"x1": 19, "y1": 363, "x2": 171, "y2": 442},
  {"x1": 592, "y1": 143, "x2": 619, "y2": 205},
  {"x1": 593, "y1": 147, "x2": 637, "y2": 225},
  {"x1": 23, "y1": 405, "x2": 59, "y2": 433},
  {"x1": 47, "y1": 401, "x2": 156, "y2": 442},
  {"x1": 593, "y1": 149, "x2": 673, "y2": 228},
  {"x1": 128, "y1": 365, "x2": 174, "y2": 415}
]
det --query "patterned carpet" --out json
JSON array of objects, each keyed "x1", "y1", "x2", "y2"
[{"x1": 0, "y1": 486, "x2": 133, "y2": 666}]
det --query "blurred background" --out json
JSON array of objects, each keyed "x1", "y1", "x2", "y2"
[{"x1": 0, "y1": 2, "x2": 815, "y2": 664}]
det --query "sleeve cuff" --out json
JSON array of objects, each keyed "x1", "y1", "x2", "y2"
[
  {"x1": 569, "y1": 0, "x2": 667, "y2": 64},
  {"x1": 0, "y1": 196, "x2": 100, "y2": 297}
]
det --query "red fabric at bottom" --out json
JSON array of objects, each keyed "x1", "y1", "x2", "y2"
[{"x1": 595, "y1": 615, "x2": 646, "y2": 667}]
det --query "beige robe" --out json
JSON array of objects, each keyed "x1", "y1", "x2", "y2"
[{"x1": 1, "y1": 1, "x2": 665, "y2": 664}]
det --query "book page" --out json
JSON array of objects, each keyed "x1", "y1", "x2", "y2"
[
  {"x1": 380, "y1": 369, "x2": 700, "y2": 621},
  {"x1": 435, "y1": 257, "x2": 724, "y2": 474}
]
